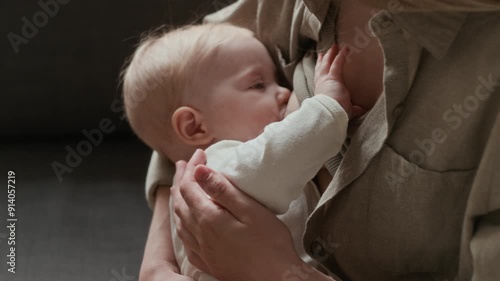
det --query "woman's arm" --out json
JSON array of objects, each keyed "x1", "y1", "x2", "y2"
[
  {"x1": 140, "y1": 162, "x2": 195, "y2": 281},
  {"x1": 172, "y1": 150, "x2": 337, "y2": 281}
]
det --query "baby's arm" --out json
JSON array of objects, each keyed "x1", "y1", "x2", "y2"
[
  {"x1": 206, "y1": 95, "x2": 347, "y2": 214},
  {"x1": 205, "y1": 45, "x2": 351, "y2": 214}
]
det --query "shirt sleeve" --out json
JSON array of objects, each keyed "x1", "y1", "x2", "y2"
[
  {"x1": 205, "y1": 95, "x2": 348, "y2": 214},
  {"x1": 470, "y1": 211, "x2": 500, "y2": 280},
  {"x1": 463, "y1": 111, "x2": 500, "y2": 281},
  {"x1": 145, "y1": 151, "x2": 175, "y2": 209}
]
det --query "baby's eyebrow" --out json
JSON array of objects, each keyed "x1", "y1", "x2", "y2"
[
  {"x1": 238, "y1": 67, "x2": 263, "y2": 82},
  {"x1": 239, "y1": 64, "x2": 275, "y2": 82}
]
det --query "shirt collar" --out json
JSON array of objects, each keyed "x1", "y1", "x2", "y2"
[
  {"x1": 303, "y1": 0, "x2": 335, "y2": 29},
  {"x1": 306, "y1": 0, "x2": 468, "y2": 59},
  {"x1": 389, "y1": 11, "x2": 468, "y2": 59}
]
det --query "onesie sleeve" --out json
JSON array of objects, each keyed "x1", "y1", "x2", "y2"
[{"x1": 205, "y1": 95, "x2": 348, "y2": 214}]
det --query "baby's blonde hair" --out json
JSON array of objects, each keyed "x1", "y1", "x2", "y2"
[{"x1": 122, "y1": 23, "x2": 254, "y2": 156}]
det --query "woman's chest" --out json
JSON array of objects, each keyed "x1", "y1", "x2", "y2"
[{"x1": 335, "y1": 0, "x2": 385, "y2": 110}]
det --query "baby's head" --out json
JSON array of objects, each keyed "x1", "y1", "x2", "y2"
[{"x1": 122, "y1": 23, "x2": 291, "y2": 162}]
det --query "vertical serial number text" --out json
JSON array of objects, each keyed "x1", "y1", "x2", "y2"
[{"x1": 7, "y1": 171, "x2": 16, "y2": 273}]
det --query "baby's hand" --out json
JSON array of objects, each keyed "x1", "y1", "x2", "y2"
[{"x1": 314, "y1": 45, "x2": 365, "y2": 119}]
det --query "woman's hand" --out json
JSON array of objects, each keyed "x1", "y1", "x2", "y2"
[
  {"x1": 139, "y1": 162, "x2": 195, "y2": 281},
  {"x1": 171, "y1": 149, "x2": 307, "y2": 281}
]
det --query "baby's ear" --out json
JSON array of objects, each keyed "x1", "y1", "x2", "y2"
[{"x1": 171, "y1": 106, "x2": 213, "y2": 146}]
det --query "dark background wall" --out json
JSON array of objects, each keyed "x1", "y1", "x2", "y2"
[{"x1": 2, "y1": 0, "x2": 231, "y2": 137}]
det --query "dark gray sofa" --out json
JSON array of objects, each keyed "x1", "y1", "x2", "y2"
[{"x1": 1, "y1": 1, "x2": 232, "y2": 280}]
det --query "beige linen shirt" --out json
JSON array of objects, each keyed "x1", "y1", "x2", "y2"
[{"x1": 145, "y1": 1, "x2": 500, "y2": 280}]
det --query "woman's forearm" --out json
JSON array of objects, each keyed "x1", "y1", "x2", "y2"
[{"x1": 140, "y1": 186, "x2": 180, "y2": 278}]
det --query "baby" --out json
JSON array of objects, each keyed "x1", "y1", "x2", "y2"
[{"x1": 122, "y1": 23, "x2": 355, "y2": 281}]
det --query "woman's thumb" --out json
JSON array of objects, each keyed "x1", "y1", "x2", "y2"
[
  {"x1": 194, "y1": 165, "x2": 227, "y2": 198},
  {"x1": 193, "y1": 165, "x2": 250, "y2": 219}
]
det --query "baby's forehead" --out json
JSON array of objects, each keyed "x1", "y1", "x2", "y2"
[{"x1": 213, "y1": 36, "x2": 271, "y2": 62}]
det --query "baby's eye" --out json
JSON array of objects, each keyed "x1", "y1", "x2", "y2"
[{"x1": 250, "y1": 82, "x2": 266, "y2": 90}]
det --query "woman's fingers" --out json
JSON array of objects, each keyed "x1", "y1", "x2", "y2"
[
  {"x1": 173, "y1": 212, "x2": 200, "y2": 252},
  {"x1": 182, "y1": 149, "x2": 206, "y2": 182},
  {"x1": 173, "y1": 160, "x2": 187, "y2": 186},
  {"x1": 172, "y1": 159, "x2": 204, "y2": 253},
  {"x1": 178, "y1": 150, "x2": 211, "y2": 219},
  {"x1": 184, "y1": 250, "x2": 210, "y2": 274},
  {"x1": 172, "y1": 158, "x2": 201, "y2": 245},
  {"x1": 193, "y1": 164, "x2": 266, "y2": 224}
]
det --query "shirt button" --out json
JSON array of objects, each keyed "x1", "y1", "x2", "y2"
[
  {"x1": 394, "y1": 104, "x2": 404, "y2": 117},
  {"x1": 310, "y1": 242, "x2": 327, "y2": 258}
]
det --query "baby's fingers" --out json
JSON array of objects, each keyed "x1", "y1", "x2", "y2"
[
  {"x1": 330, "y1": 47, "x2": 349, "y2": 79},
  {"x1": 315, "y1": 52, "x2": 324, "y2": 73},
  {"x1": 317, "y1": 52, "x2": 324, "y2": 63},
  {"x1": 319, "y1": 44, "x2": 339, "y2": 76},
  {"x1": 351, "y1": 105, "x2": 367, "y2": 119}
]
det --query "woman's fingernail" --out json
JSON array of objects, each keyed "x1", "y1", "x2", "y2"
[
  {"x1": 199, "y1": 168, "x2": 211, "y2": 182},
  {"x1": 196, "y1": 148, "x2": 205, "y2": 157}
]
